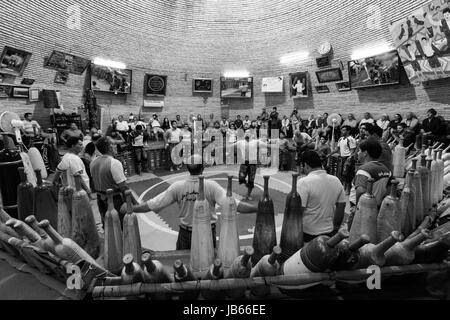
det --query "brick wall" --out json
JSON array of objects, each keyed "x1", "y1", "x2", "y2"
[{"x1": 0, "y1": 0, "x2": 449, "y2": 131}]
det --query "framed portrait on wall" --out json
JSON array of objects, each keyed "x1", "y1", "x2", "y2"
[
  {"x1": 91, "y1": 64, "x2": 132, "y2": 94},
  {"x1": 29, "y1": 89, "x2": 40, "y2": 102},
  {"x1": 44, "y1": 50, "x2": 90, "y2": 75},
  {"x1": 220, "y1": 77, "x2": 253, "y2": 99},
  {"x1": 316, "y1": 85, "x2": 330, "y2": 93},
  {"x1": 12, "y1": 86, "x2": 30, "y2": 98},
  {"x1": 0, "y1": 85, "x2": 12, "y2": 98},
  {"x1": 289, "y1": 72, "x2": 309, "y2": 98},
  {"x1": 316, "y1": 68, "x2": 343, "y2": 83},
  {"x1": 193, "y1": 78, "x2": 213, "y2": 93},
  {"x1": 54, "y1": 71, "x2": 69, "y2": 84},
  {"x1": 0, "y1": 46, "x2": 32, "y2": 77},
  {"x1": 336, "y1": 81, "x2": 351, "y2": 92},
  {"x1": 21, "y1": 78, "x2": 35, "y2": 86}
]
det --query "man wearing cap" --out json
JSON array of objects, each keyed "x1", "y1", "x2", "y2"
[{"x1": 123, "y1": 154, "x2": 257, "y2": 250}]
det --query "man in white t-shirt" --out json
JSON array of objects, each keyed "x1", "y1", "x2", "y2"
[
  {"x1": 115, "y1": 115, "x2": 129, "y2": 140},
  {"x1": 165, "y1": 121, "x2": 182, "y2": 172},
  {"x1": 123, "y1": 155, "x2": 257, "y2": 250},
  {"x1": 333, "y1": 125, "x2": 357, "y2": 194},
  {"x1": 52, "y1": 136, "x2": 91, "y2": 196},
  {"x1": 115, "y1": 115, "x2": 129, "y2": 132},
  {"x1": 243, "y1": 116, "x2": 252, "y2": 130},
  {"x1": 150, "y1": 114, "x2": 165, "y2": 138},
  {"x1": 297, "y1": 151, "x2": 346, "y2": 242},
  {"x1": 23, "y1": 113, "x2": 41, "y2": 136},
  {"x1": 90, "y1": 136, "x2": 130, "y2": 226}
]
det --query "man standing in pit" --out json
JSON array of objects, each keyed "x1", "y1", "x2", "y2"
[
  {"x1": 122, "y1": 155, "x2": 257, "y2": 250},
  {"x1": 90, "y1": 136, "x2": 131, "y2": 226}
]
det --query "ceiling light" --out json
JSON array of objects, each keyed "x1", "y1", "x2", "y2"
[
  {"x1": 351, "y1": 43, "x2": 395, "y2": 60},
  {"x1": 280, "y1": 51, "x2": 310, "y2": 64},
  {"x1": 223, "y1": 71, "x2": 250, "y2": 78},
  {"x1": 93, "y1": 57, "x2": 126, "y2": 69}
]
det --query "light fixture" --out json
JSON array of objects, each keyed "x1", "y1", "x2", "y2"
[
  {"x1": 223, "y1": 71, "x2": 250, "y2": 78},
  {"x1": 93, "y1": 57, "x2": 126, "y2": 69},
  {"x1": 280, "y1": 51, "x2": 310, "y2": 64},
  {"x1": 351, "y1": 42, "x2": 395, "y2": 60}
]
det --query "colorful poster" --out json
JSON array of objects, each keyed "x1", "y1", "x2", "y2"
[{"x1": 389, "y1": 0, "x2": 450, "y2": 84}]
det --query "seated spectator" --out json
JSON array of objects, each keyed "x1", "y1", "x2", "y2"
[
  {"x1": 243, "y1": 115, "x2": 251, "y2": 130},
  {"x1": 365, "y1": 124, "x2": 393, "y2": 172},
  {"x1": 389, "y1": 114, "x2": 403, "y2": 132},
  {"x1": 421, "y1": 108, "x2": 445, "y2": 144},
  {"x1": 22, "y1": 113, "x2": 42, "y2": 137},
  {"x1": 342, "y1": 113, "x2": 359, "y2": 136},
  {"x1": 161, "y1": 117, "x2": 171, "y2": 131},
  {"x1": 115, "y1": 115, "x2": 130, "y2": 139},
  {"x1": 393, "y1": 123, "x2": 416, "y2": 150},
  {"x1": 404, "y1": 112, "x2": 420, "y2": 134},
  {"x1": 234, "y1": 115, "x2": 243, "y2": 130},
  {"x1": 175, "y1": 115, "x2": 185, "y2": 128},
  {"x1": 150, "y1": 114, "x2": 165, "y2": 139},
  {"x1": 60, "y1": 123, "x2": 84, "y2": 145},
  {"x1": 376, "y1": 114, "x2": 390, "y2": 132},
  {"x1": 359, "y1": 113, "x2": 375, "y2": 127}
]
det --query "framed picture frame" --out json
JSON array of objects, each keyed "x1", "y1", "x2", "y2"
[
  {"x1": 0, "y1": 46, "x2": 32, "y2": 77},
  {"x1": 54, "y1": 71, "x2": 69, "y2": 84},
  {"x1": 289, "y1": 72, "x2": 309, "y2": 98},
  {"x1": 193, "y1": 78, "x2": 213, "y2": 94},
  {"x1": 21, "y1": 78, "x2": 35, "y2": 86},
  {"x1": 91, "y1": 64, "x2": 132, "y2": 94},
  {"x1": 44, "y1": 50, "x2": 90, "y2": 75},
  {"x1": 316, "y1": 56, "x2": 331, "y2": 69},
  {"x1": 0, "y1": 85, "x2": 12, "y2": 98},
  {"x1": 336, "y1": 81, "x2": 351, "y2": 92},
  {"x1": 12, "y1": 86, "x2": 30, "y2": 98},
  {"x1": 316, "y1": 68, "x2": 343, "y2": 83},
  {"x1": 262, "y1": 76, "x2": 284, "y2": 93},
  {"x1": 220, "y1": 77, "x2": 253, "y2": 99},
  {"x1": 315, "y1": 85, "x2": 330, "y2": 93},
  {"x1": 29, "y1": 89, "x2": 40, "y2": 102},
  {"x1": 145, "y1": 74, "x2": 167, "y2": 96}
]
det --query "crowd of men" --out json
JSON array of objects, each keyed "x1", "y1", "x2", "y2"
[{"x1": 6, "y1": 107, "x2": 447, "y2": 247}]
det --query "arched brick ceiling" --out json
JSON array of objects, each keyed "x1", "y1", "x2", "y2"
[{"x1": 0, "y1": 0, "x2": 431, "y2": 73}]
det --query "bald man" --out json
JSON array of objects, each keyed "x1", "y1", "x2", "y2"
[{"x1": 122, "y1": 154, "x2": 257, "y2": 250}]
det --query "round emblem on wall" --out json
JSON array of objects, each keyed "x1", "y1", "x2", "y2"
[{"x1": 147, "y1": 76, "x2": 166, "y2": 92}]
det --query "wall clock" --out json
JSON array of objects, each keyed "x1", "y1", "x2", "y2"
[{"x1": 318, "y1": 42, "x2": 332, "y2": 56}]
